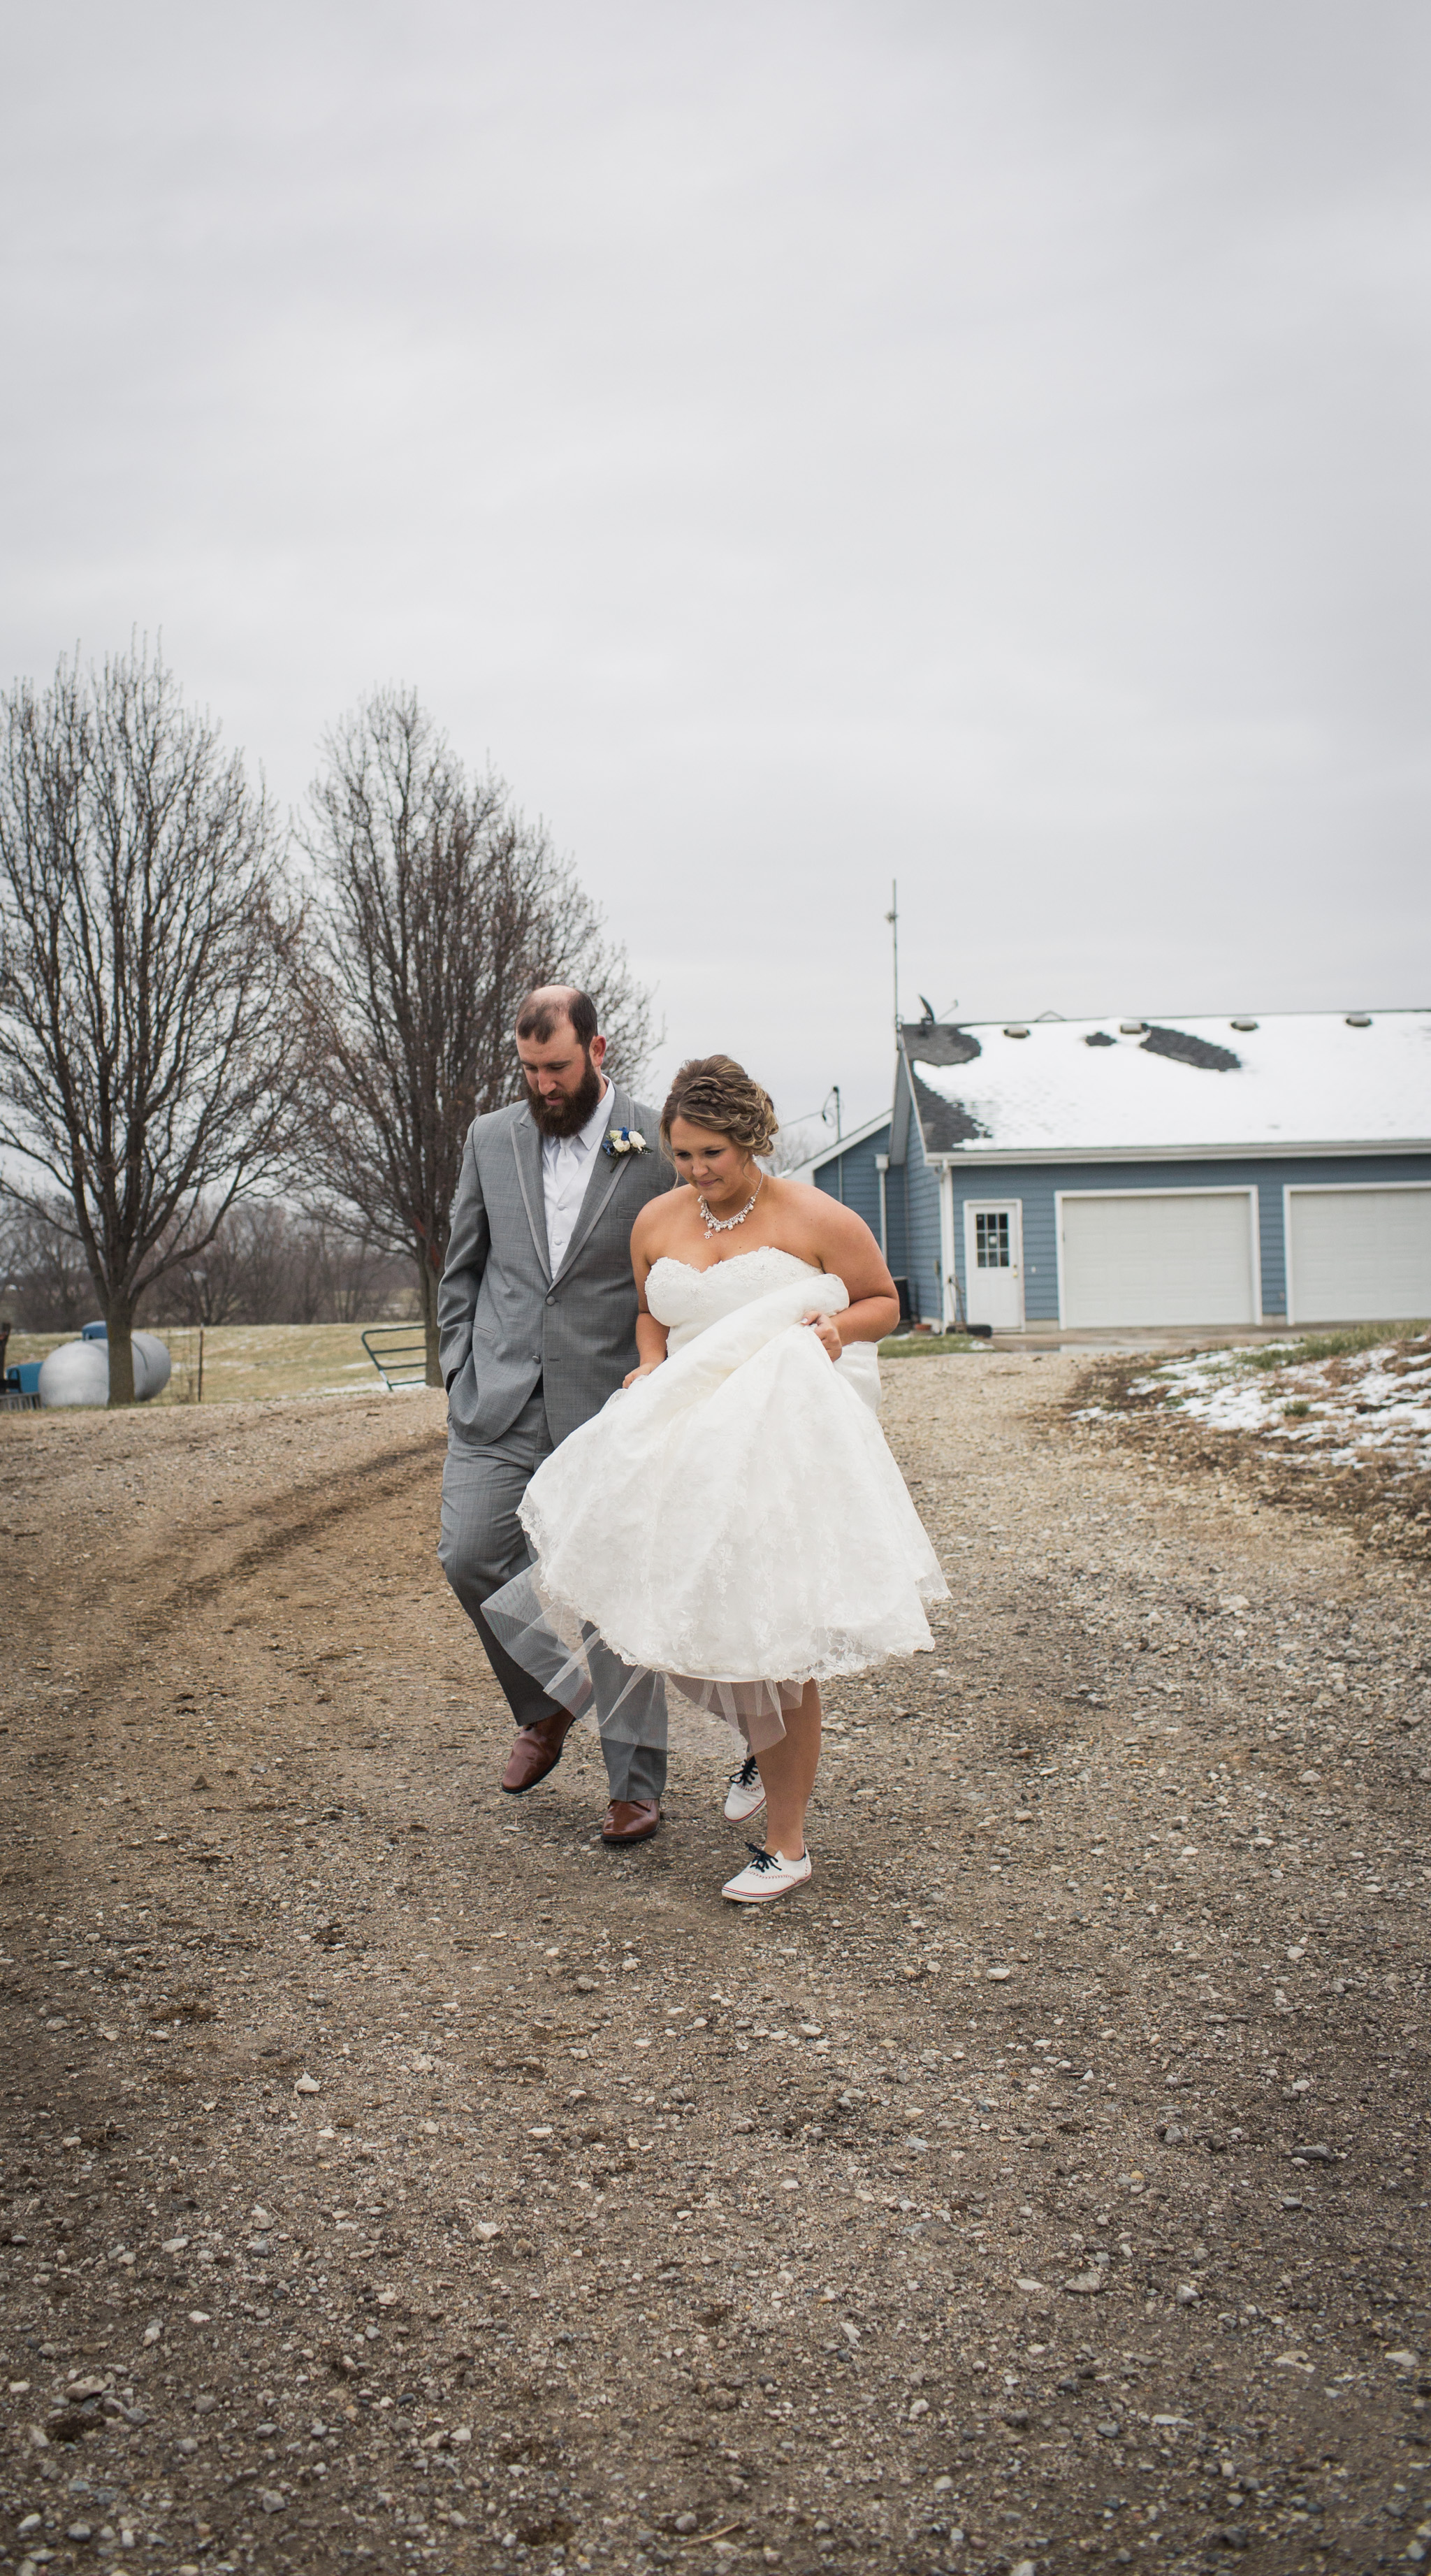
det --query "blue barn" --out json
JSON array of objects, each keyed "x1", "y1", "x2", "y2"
[{"x1": 794, "y1": 1008, "x2": 1431, "y2": 1332}]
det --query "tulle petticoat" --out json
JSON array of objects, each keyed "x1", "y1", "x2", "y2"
[
  {"x1": 480, "y1": 1265, "x2": 950, "y2": 1756},
  {"x1": 481, "y1": 1566, "x2": 807, "y2": 1752}
]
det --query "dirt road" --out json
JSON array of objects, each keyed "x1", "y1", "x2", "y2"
[{"x1": 2, "y1": 1356, "x2": 1428, "y2": 2576}]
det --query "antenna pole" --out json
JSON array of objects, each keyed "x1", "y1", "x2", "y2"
[{"x1": 885, "y1": 878, "x2": 899, "y2": 1034}]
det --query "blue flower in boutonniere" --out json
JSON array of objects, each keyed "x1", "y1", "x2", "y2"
[{"x1": 602, "y1": 1126, "x2": 649, "y2": 1159}]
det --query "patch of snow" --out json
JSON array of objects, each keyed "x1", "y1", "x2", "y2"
[{"x1": 1120, "y1": 1334, "x2": 1431, "y2": 1472}]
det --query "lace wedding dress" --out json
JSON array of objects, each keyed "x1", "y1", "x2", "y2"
[{"x1": 482, "y1": 1247, "x2": 948, "y2": 1750}]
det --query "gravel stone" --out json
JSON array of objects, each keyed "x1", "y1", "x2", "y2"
[{"x1": 2, "y1": 1357, "x2": 1428, "y2": 2572}]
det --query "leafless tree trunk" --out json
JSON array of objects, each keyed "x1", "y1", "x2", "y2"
[
  {"x1": 297, "y1": 688, "x2": 654, "y2": 1384},
  {"x1": 0, "y1": 644, "x2": 306, "y2": 1402}
]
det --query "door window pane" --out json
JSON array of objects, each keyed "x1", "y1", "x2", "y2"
[{"x1": 975, "y1": 1212, "x2": 1010, "y2": 1269}]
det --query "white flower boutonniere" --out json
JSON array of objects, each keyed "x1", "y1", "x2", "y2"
[{"x1": 602, "y1": 1126, "x2": 649, "y2": 1159}]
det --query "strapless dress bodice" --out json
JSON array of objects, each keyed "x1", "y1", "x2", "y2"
[{"x1": 646, "y1": 1246, "x2": 820, "y2": 1352}]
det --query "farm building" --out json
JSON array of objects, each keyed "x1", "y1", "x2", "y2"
[{"x1": 797, "y1": 1009, "x2": 1431, "y2": 1332}]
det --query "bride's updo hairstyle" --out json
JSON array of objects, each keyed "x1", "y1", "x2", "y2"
[{"x1": 660, "y1": 1055, "x2": 778, "y2": 1162}]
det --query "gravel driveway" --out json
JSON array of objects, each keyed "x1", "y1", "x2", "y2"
[{"x1": 1, "y1": 1352, "x2": 1427, "y2": 2576}]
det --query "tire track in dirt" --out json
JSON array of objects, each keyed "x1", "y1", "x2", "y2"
[{"x1": 138, "y1": 1432, "x2": 449, "y2": 1632}]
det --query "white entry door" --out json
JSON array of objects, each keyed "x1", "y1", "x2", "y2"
[{"x1": 964, "y1": 1201, "x2": 1024, "y2": 1329}]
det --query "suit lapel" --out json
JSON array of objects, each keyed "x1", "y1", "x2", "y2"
[
  {"x1": 553, "y1": 1083, "x2": 631, "y2": 1283},
  {"x1": 511, "y1": 1110, "x2": 552, "y2": 1282}
]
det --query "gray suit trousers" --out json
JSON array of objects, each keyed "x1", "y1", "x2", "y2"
[{"x1": 438, "y1": 1389, "x2": 667, "y2": 1807}]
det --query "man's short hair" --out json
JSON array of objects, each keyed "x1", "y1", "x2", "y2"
[{"x1": 515, "y1": 986, "x2": 599, "y2": 1049}]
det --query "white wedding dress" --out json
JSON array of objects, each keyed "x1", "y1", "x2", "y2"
[{"x1": 482, "y1": 1247, "x2": 949, "y2": 1750}]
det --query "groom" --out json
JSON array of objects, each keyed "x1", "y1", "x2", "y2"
[{"x1": 437, "y1": 985, "x2": 677, "y2": 1841}]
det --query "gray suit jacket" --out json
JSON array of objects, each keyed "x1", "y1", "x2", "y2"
[{"x1": 438, "y1": 1084, "x2": 678, "y2": 1449}]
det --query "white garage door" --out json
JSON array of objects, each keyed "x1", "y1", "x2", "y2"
[
  {"x1": 1287, "y1": 1187, "x2": 1431, "y2": 1324},
  {"x1": 1059, "y1": 1190, "x2": 1258, "y2": 1328}
]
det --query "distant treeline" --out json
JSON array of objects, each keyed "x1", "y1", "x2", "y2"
[{"x1": 0, "y1": 1197, "x2": 417, "y2": 1333}]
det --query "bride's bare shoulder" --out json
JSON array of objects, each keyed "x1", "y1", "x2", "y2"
[
  {"x1": 632, "y1": 1187, "x2": 695, "y2": 1255},
  {"x1": 766, "y1": 1176, "x2": 886, "y2": 1269}
]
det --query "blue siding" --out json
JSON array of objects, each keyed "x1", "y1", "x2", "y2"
[
  {"x1": 808, "y1": 1123, "x2": 930, "y2": 1311},
  {"x1": 938, "y1": 1150, "x2": 1431, "y2": 1324},
  {"x1": 813, "y1": 1131, "x2": 885, "y2": 1240},
  {"x1": 904, "y1": 1139, "x2": 943, "y2": 1324}
]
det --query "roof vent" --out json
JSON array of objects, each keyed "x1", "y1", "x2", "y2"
[
  {"x1": 1119, "y1": 1020, "x2": 1147, "y2": 1035},
  {"x1": 1230, "y1": 1018, "x2": 1258, "y2": 1032},
  {"x1": 1084, "y1": 1030, "x2": 1116, "y2": 1048},
  {"x1": 1346, "y1": 1013, "x2": 1372, "y2": 1028},
  {"x1": 1003, "y1": 1024, "x2": 1030, "y2": 1039}
]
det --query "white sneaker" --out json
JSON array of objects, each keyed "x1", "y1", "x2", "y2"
[
  {"x1": 723, "y1": 1752, "x2": 767, "y2": 1823},
  {"x1": 721, "y1": 1845, "x2": 812, "y2": 1904}
]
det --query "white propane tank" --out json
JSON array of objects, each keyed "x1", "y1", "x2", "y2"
[
  {"x1": 38, "y1": 1338, "x2": 111, "y2": 1407},
  {"x1": 38, "y1": 1330, "x2": 173, "y2": 1407},
  {"x1": 131, "y1": 1332, "x2": 172, "y2": 1400}
]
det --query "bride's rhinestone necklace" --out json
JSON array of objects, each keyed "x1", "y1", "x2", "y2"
[{"x1": 699, "y1": 1173, "x2": 764, "y2": 1238}]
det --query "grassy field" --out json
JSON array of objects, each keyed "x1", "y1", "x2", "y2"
[
  {"x1": 4, "y1": 1320, "x2": 426, "y2": 1405},
  {"x1": 5, "y1": 1315, "x2": 982, "y2": 1406},
  {"x1": 878, "y1": 1329, "x2": 982, "y2": 1356}
]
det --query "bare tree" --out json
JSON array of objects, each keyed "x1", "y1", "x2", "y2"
[
  {"x1": 0, "y1": 644, "x2": 306, "y2": 1402},
  {"x1": 297, "y1": 687, "x2": 654, "y2": 1383},
  {"x1": 0, "y1": 1187, "x2": 412, "y2": 1332},
  {"x1": 145, "y1": 1195, "x2": 416, "y2": 1327},
  {"x1": 156, "y1": 1196, "x2": 296, "y2": 1325},
  {"x1": 0, "y1": 1196, "x2": 94, "y2": 1333},
  {"x1": 764, "y1": 1120, "x2": 825, "y2": 1176}
]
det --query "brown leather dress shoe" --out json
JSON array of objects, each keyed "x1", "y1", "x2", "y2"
[
  {"x1": 601, "y1": 1798, "x2": 660, "y2": 1844},
  {"x1": 501, "y1": 1709, "x2": 579, "y2": 1794}
]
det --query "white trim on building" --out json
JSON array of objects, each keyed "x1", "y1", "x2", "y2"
[
  {"x1": 937, "y1": 1166, "x2": 956, "y2": 1329},
  {"x1": 925, "y1": 1137, "x2": 1431, "y2": 1168}
]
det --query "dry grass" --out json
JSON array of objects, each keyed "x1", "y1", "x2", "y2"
[
  {"x1": 4, "y1": 1319, "x2": 411, "y2": 1405},
  {"x1": 878, "y1": 1329, "x2": 982, "y2": 1356},
  {"x1": 13, "y1": 1319, "x2": 981, "y2": 1399}
]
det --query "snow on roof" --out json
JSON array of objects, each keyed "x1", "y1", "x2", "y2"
[{"x1": 903, "y1": 1009, "x2": 1431, "y2": 1156}]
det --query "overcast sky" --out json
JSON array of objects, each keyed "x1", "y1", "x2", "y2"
[{"x1": 3, "y1": 1, "x2": 1428, "y2": 1134}]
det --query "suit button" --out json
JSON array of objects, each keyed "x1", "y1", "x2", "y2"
[{"x1": 546, "y1": 1292, "x2": 555, "y2": 1304}]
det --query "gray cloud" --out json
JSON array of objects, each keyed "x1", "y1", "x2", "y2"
[{"x1": 2, "y1": 0, "x2": 1427, "y2": 1127}]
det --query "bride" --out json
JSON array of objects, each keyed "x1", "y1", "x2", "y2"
[{"x1": 483, "y1": 1055, "x2": 948, "y2": 1904}]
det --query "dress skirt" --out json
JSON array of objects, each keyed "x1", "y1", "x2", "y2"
[{"x1": 482, "y1": 1269, "x2": 948, "y2": 1753}]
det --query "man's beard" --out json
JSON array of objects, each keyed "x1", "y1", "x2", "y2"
[{"x1": 523, "y1": 1051, "x2": 604, "y2": 1138}]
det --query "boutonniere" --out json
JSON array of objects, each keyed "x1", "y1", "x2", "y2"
[{"x1": 602, "y1": 1126, "x2": 648, "y2": 1159}]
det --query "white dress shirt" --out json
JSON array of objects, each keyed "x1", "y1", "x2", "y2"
[{"x1": 541, "y1": 1078, "x2": 612, "y2": 1276}]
